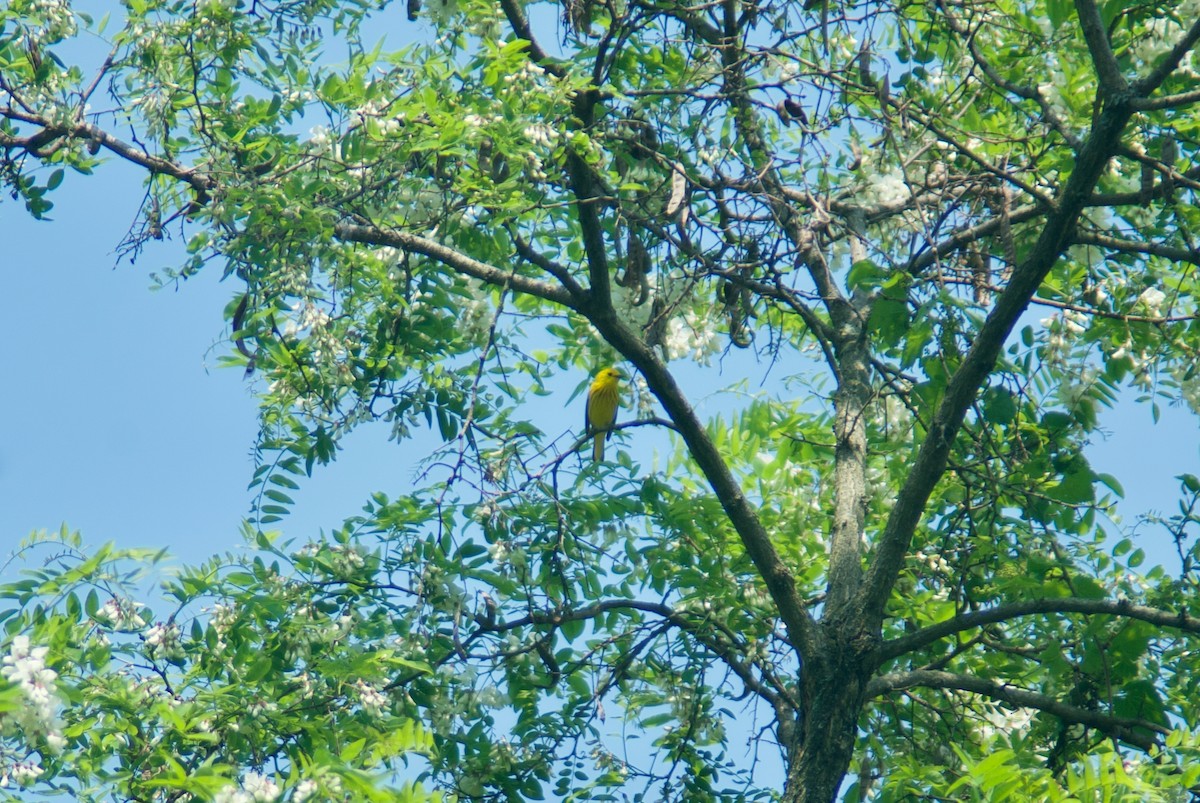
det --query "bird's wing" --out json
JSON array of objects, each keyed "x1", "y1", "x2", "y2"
[{"x1": 584, "y1": 382, "x2": 593, "y2": 435}]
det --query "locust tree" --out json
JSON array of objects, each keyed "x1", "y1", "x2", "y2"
[{"x1": 4, "y1": 0, "x2": 1200, "y2": 800}]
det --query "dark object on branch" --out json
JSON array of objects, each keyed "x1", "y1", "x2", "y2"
[
  {"x1": 779, "y1": 96, "x2": 808, "y2": 126},
  {"x1": 1160, "y1": 133, "x2": 1176, "y2": 203},
  {"x1": 968, "y1": 247, "x2": 991, "y2": 306}
]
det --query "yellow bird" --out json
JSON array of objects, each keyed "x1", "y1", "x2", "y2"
[{"x1": 585, "y1": 367, "x2": 623, "y2": 461}]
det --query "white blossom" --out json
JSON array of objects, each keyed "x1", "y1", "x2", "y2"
[
  {"x1": 145, "y1": 622, "x2": 184, "y2": 660},
  {"x1": 96, "y1": 598, "x2": 147, "y2": 630},
  {"x1": 292, "y1": 779, "x2": 320, "y2": 802},
  {"x1": 1, "y1": 635, "x2": 66, "y2": 749},
  {"x1": 354, "y1": 678, "x2": 387, "y2": 715},
  {"x1": 523, "y1": 123, "x2": 557, "y2": 147},
  {"x1": 243, "y1": 772, "x2": 281, "y2": 802},
  {"x1": 663, "y1": 311, "x2": 720, "y2": 364},
  {"x1": 213, "y1": 785, "x2": 253, "y2": 803},
  {"x1": 864, "y1": 168, "x2": 909, "y2": 206},
  {"x1": 7, "y1": 762, "x2": 43, "y2": 786},
  {"x1": 1136, "y1": 287, "x2": 1166, "y2": 314},
  {"x1": 488, "y1": 540, "x2": 511, "y2": 564}
]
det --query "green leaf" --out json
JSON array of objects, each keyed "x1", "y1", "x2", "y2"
[
  {"x1": 982, "y1": 386, "x2": 1017, "y2": 425},
  {"x1": 847, "y1": 260, "x2": 886, "y2": 291}
]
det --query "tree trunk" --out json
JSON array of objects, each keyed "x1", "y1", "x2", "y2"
[{"x1": 782, "y1": 625, "x2": 873, "y2": 803}]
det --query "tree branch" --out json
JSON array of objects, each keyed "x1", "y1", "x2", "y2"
[
  {"x1": 596, "y1": 313, "x2": 820, "y2": 658},
  {"x1": 858, "y1": 82, "x2": 1138, "y2": 629},
  {"x1": 1072, "y1": 229, "x2": 1200, "y2": 268},
  {"x1": 1132, "y1": 85, "x2": 1200, "y2": 111},
  {"x1": 475, "y1": 597, "x2": 796, "y2": 709},
  {"x1": 867, "y1": 669, "x2": 1166, "y2": 751},
  {"x1": 1074, "y1": 0, "x2": 1128, "y2": 94},
  {"x1": 495, "y1": 0, "x2": 564, "y2": 77},
  {"x1": 1131, "y1": 16, "x2": 1200, "y2": 96},
  {"x1": 0, "y1": 111, "x2": 212, "y2": 201},
  {"x1": 878, "y1": 597, "x2": 1200, "y2": 663},
  {"x1": 334, "y1": 221, "x2": 577, "y2": 307}
]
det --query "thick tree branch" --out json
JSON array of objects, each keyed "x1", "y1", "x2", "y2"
[
  {"x1": 859, "y1": 89, "x2": 1138, "y2": 629},
  {"x1": 900, "y1": 203, "x2": 1043, "y2": 275},
  {"x1": 503, "y1": 0, "x2": 822, "y2": 663},
  {"x1": 495, "y1": 0, "x2": 564, "y2": 77},
  {"x1": 878, "y1": 597, "x2": 1200, "y2": 663},
  {"x1": 712, "y1": 0, "x2": 867, "y2": 618},
  {"x1": 1132, "y1": 86, "x2": 1200, "y2": 111},
  {"x1": 1074, "y1": 0, "x2": 1128, "y2": 94},
  {"x1": 867, "y1": 669, "x2": 1166, "y2": 751},
  {"x1": 334, "y1": 221, "x2": 577, "y2": 308},
  {"x1": 597, "y1": 315, "x2": 819, "y2": 658},
  {"x1": 509, "y1": 230, "x2": 590, "y2": 298},
  {"x1": 1072, "y1": 229, "x2": 1200, "y2": 268}
]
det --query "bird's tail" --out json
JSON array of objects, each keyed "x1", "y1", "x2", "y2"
[{"x1": 592, "y1": 433, "x2": 605, "y2": 461}]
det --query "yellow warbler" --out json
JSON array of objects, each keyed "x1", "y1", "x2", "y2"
[{"x1": 585, "y1": 367, "x2": 623, "y2": 461}]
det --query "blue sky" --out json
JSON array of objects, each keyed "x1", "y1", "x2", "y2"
[{"x1": 0, "y1": 158, "x2": 417, "y2": 568}]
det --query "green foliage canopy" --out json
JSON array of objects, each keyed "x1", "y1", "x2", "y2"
[{"x1": 4, "y1": 0, "x2": 1200, "y2": 800}]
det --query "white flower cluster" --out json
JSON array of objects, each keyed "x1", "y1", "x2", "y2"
[
  {"x1": 634, "y1": 375, "x2": 655, "y2": 420},
  {"x1": 19, "y1": 0, "x2": 77, "y2": 45},
  {"x1": 353, "y1": 678, "x2": 388, "y2": 715},
  {"x1": 292, "y1": 779, "x2": 319, "y2": 802},
  {"x1": 1131, "y1": 7, "x2": 1200, "y2": 76},
  {"x1": 307, "y1": 124, "x2": 332, "y2": 151},
  {"x1": 1136, "y1": 286, "x2": 1167, "y2": 316},
  {"x1": 863, "y1": 167, "x2": 910, "y2": 207},
  {"x1": 459, "y1": 281, "x2": 495, "y2": 346},
  {"x1": 915, "y1": 549, "x2": 951, "y2": 576},
  {"x1": 328, "y1": 543, "x2": 366, "y2": 573},
  {"x1": 976, "y1": 703, "x2": 1034, "y2": 745},
  {"x1": 210, "y1": 602, "x2": 238, "y2": 635},
  {"x1": 95, "y1": 597, "x2": 147, "y2": 630},
  {"x1": 663, "y1": 311, "x2": 720, "y2": 364},
  {"x1": 1, "y1": 636, "x2": 66, "y2": 753},
  {"x1": 1036, "y1": 76, "x2": 1071, "y2": 126},
  {"x1": 523, "y1": 122, "x2": 557, "y2": 148},
  {"x1": 1039, "y1": 312, "x2": 1078, "y2": 371},
  {"x1": 462, "y1": 112, "x2": 504, "y2": 130},
  {"x1": 144, "y1": 621, "x2": 185, "y2": 661},
  {"x1": 293, "y1": 775, "x2": 342, "y2": 802},
  {"x1": 1058, "y1": 365, "x2": 1099, "y2": 410},
  {"x1": 1173, "y1": 365, "x2": 1200, "y2": 416},
  {"x1": 0, "y1": 761, "x2": 44, "y2": 787},
  {"x1": 487, "y1": 540, "x2": 511, "y2": 565},
  {"x1": 213, "y1": 771, "x2": 281, "y2": 802},
  {"x1": 281, "y1": 299, "x2": 332, "y2": 338}
]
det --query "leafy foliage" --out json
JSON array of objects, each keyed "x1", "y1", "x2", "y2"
[{"x1": 4, "y1": 0, "x2": 1200, "y2": 800}]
